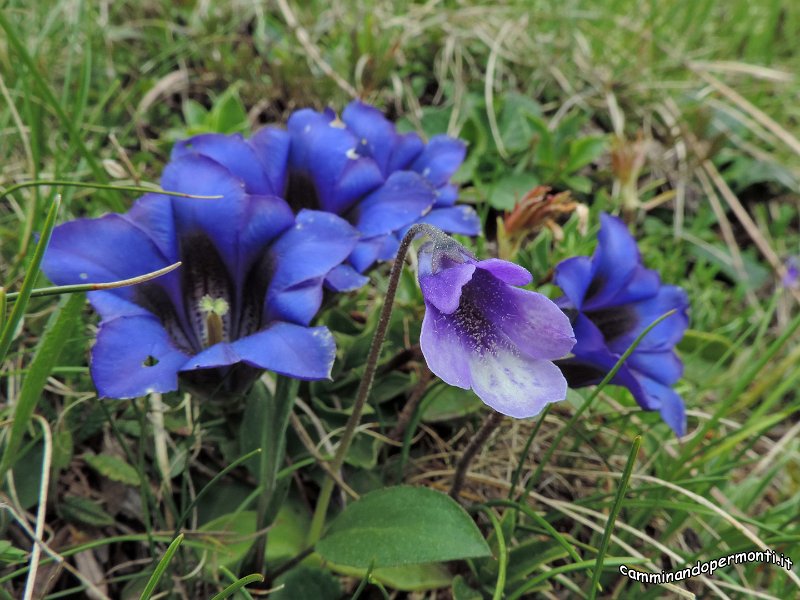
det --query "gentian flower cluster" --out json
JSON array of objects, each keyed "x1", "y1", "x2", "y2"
[
  {"x1": 553, "y1": 214, "x2": 690, "y2": 435},
  {"x1": 417, "y1": 230, "x2": 576, "y2": 418},
  {"x1": 42, "y1": 157, "x2": 360, "y2": 399},
  {"x1": 172, "y1": 100, "x2": 480, "y2": 281}
]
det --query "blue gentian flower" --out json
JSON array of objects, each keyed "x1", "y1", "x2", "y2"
[
  {"x1": 42, "y1": 155, "x2": 360, "y2": 399},
  {"x1": 553, "y1": 213, "x2": 690, "y2": 435},
  {"x1": 173, "y1": 101, "x2": 480, "y2": 280},
  {"x1": 418, "y1": 233, "x2": 575, "y2": 418},
  {"x1": 783, "y1": 256, "x2": 799, "y2": 289}
]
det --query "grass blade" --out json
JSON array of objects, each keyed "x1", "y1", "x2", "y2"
[
  {"x1": 0, "y1": 194, "x2": 61, "y2": 362},
  {"x1": 588, "y1": 435, "x2": 641, "y2": 600},
  {"x1": 209, "y1": 573, "x2": 264, "y2": 600},
  {"x1": 139, "y1": 534, "x2": 184, "y2": 600}
]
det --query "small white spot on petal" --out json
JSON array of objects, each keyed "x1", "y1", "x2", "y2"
[
  {"x1": 346, "y1": 148, "x2": 359, "y2": 160},
  {"x1": 304, "y1": 125, "x2": 312, "y2": 133},
  {"x1": 422, "y1": 167, "x2": 431, "y2": 177},
  {"x1": 79, "y1": 273, "x2": 88, "y2": 280}
]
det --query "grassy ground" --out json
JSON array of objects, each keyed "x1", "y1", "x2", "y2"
[{"x1": 1, "y1": 1, "x2": 799, "y2": 598}]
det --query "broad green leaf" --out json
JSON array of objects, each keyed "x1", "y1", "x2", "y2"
[
  {"x1": 421, "y1": 384, "x2": 483, "y2": 423},
  {"x1": 332, "y1": 561, "x2": 452, "y2": 592},
  {"x1": 565, "y1": 136, "x2": 607, "y2": 173},
  {"x1": 678, "y1": 329, "x2": 733, "y2": 363},
  {"x1": 271, "y1": 565, "x2": 341, "y2": 600},
  {"x1": 58, "y1": 495, "x2": 115, "y2": 527},
  {"x1": 266, "y1": 501, "x2": 310, "y2": 563},
  {"x1": 316, "y1": 486, "x2": 491, "y2": 568},
  {"x1": 488, "y1": 174, "x2": 540, "y2": 210},
  {"x1": 452, "y1": 575, "x2": 483, "y2": 600},
  {"x1": 195, "y1": 511, "x2": 256, "y2": 571},
  {"x1": 84, "y1": 453, "x2": 141, "y2": 486}
]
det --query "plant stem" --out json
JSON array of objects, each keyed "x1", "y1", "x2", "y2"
[
  {"x1": 255, "y1": 375, "x2": 299, "y2": 572},
  {"x1": 450, "y1": 410, "x2": 504, "y2": 500},
  {"x1": 305, "y1": 223, "x2": 440, "y2": 546}
]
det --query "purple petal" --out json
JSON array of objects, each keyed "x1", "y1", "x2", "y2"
[
  {"x1": 476, "y1": 259, "x2": 532, "y2": 286},
  {"x1": 91, "y1": 316, "x2": 191, "y2": 398},
  {"x1": 468, "y1": 349, "x2": 567, "y2": 418},
  {"x1": 419, "y1": 302, "x2": 472, "y2": 388},
  {"x1": 485, "y1": 286, "x2": 576, "y2": 360},
  {"x1": 185, "y1": 322, "x2": 336, "y2": 380},
  {"x1": 419, "y1": 262, "x2": 476, "y2": 314}
]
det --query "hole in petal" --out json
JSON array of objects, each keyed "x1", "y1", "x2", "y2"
[{"x1": 142, "y1": 355, "x2": 159, "y2": 367}]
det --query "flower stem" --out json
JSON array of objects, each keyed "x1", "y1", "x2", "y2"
[
  {"x1": 450, "y1": 410, "x2": 504, "y2": 501},
  {"x1": 306, "y1": 223, "x2": 440, "y2": 546},
  {"x1": 255, "y1": 375, "x2": 299, "y2": 572}
]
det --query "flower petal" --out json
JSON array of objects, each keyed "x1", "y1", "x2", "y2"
[
  {"x1": 249, "y1": 126, "x2": 291, "y2": 194},
  {"x1": 185, "y1": 322, "x2": 336, "y2": 380},
  {"x1": 173, "y1": 133, "x2": 279, "y2": 195},
  {"x1": 341, "y1": 100, "x2": 397, "y2": 175},
  {"x1": 468, "y1": 349, "x2": 567, "y2": 418},
  {"x1": 476, "y1": 258, "x2": 532, "y2": 286},
  {"x1": 324, "y1": 264, "x2": 370, "y2": 292},
  {"x1": 553, "y1": 256, "x2": 595, "y2": 309},
  {"x1": 349, "y1": 171, "x2": 437, "y2": 237},
  {"x1": 387, "y1": 132, "x2": 424, "y2": 173},
  {"x1": 419, "y1": 262, "x2": 476, "y2": 314},
  {"x1": 266, "y1": 210, "x2": 360, "y2": 324},
  {"x1": 91, "y1": 316, "x2": 191, "y2": 398},
  {"x1": 485, "y1": 286, "x2": 576, "y2": 360},
  {"x1": 419, "y1": 302, "x2": 472, "y2": 388},
  {"x1": 410, "y1": 135, "x2": 466, "y2": 187},
  {"x1": 287, "y1": 109, "x2": 384, "y2": 214},
  {"x1": 607, "y1": 285, "x2": 689, "y2": 353},
  {"x1": 417, "y1": 205, "x2": 481, "y2": 236},
  {"x1": 627, "y1": 349, "x2": 684, "y2": 386},
  {"x1": 636, "y1": 376, "x2": 687, "y2": 436}
]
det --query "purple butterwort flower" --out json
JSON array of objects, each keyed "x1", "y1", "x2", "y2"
[
  {"x1": 553, "y1": 213, "x2": 689, "y2": 436},
  {"x1": 417, "y1": 231, "x2": 576, "y2": 418},
  {"x1": 42, "y1": 155, "x2": 360, "y2": 399}
]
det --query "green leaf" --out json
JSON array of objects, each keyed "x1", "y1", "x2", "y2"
[
  {"x1": 182, "y1": 99, "x2": 208, "y2": 127},
  {"x1": 58, "y1": 495, "x2": 115, "y2": 527},
  {"x1": 452, "y1": 575, "x2": 483, "y2": 600},
  {"x1": 332, "y1": 561, "x2": 452, "y2": 592},
  {"x1": 565, "y1": 136, "x2": 607, "y2": 173},
  {"x1": 84, "y1": 453, "x2": 141, "y2": 486},
  {"x1": 266, "y1": 501, "x2": 310, "y2": 563},
  {"x1": 316, "y1": 486, "x2": 491, "y2": 568},
  {"x1": 210, "y1": 87, "x2": 248, "y2": 134},
  {"x1": 488, "y1": 174, "x2": 539, "y2": 210},
  {"x1": 0, "y1": 540, "x2": 28, "y2": 565},
  {"x1": 140, "y1": 534, "x2": 184, "y2": 600},
  {"x1": 421, "y1": 383, "x2": 484, "y2": 423},
  {"x1": 271, "y1": 565, "x2": 341, "y2": 600},
  {"x1": 195, "y1": 511, "x2": 256, "y2": 571}
]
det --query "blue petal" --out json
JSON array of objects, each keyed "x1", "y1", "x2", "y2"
[
  {"x1": 636, "y1": 376, "x2": 687, "y2": 436},
  {"x1": 349, "y1": 171, "x2": 437, "y2": 237},
  {"x1": 266, "y1": 210, "x2": 360, "y2": 324},
  {"x1": 91, "y1": 315, "x2": 191, "y2": 398},
  {"x1": 342, "y1": 100, "x2": 398, "y2": 175},
  {"x1": 387, "y1": 132, "x2": 424, "y2": 173},
  {"x1": 249, "y1": 126, "x2": 291, "y2": 194},
  {"x1": 324, "y1": 264, "x2": 369, "y2": 292},
  {"x1": 173, "y1": 133, "x2": 280, "y2": 195},
  {"x1": 607, "y1": 285, "x2": 689, "y2": 354},
  {"x1": 627, "y1": 349, "x2": 684, "y2": 385},
  {"x1": 124, "y1": 194, "x2": 179, "y2": 261},
  {"x1": 410, "y1": 135, "x2": 466, "y2": 187},
  {"x1": 417, "y1": 205, "x2": 481, "y2": 236},
  {"x1": 553, "y1": 256, "x2": 595, "y2": 310},
  {"x1": 434, "y1": 184, "x2": 459, "y2": 207},
  {"x1": 349, "y1": 237, "x2": 384, "y2": 273},
  {"x1": 185, "y1": 322, "x2": 336, "y2": 380},
  {"x1": 584, "y1": 213, "x2": 653, "y2": 308},
  {"x1": 287, "y1": 109, "x2": 384, "y2": 215}
]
